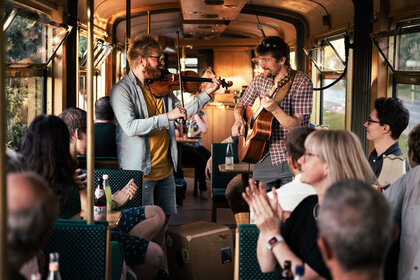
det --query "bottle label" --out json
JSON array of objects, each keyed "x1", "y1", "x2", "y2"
[
  {"x1": 225, "y1": 157, "x2": 234, "y2": 165},
  {"x1": 94, "y1": 206, "x2": 106, "y2": 220},
  {"x1": 95, "y1": 188, "x2": 104, "y2": 199}
]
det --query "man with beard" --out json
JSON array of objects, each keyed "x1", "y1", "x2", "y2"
[
  {"x1": 110, "y1": 34, "x2": 220, "y2": 228},
  {"x1": 231, "y1": 36, "x2": 313, "y2": 194}
]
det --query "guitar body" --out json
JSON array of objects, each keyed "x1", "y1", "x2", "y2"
[
  {"x1": 238, "y1": 108, "x2": 274, "y2": 163},
  {"x1": 238, "y1": 69, "x2": 297, "y2": 163}
]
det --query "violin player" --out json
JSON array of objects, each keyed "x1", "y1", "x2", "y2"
[
  {"x1": 110, "y1": 34, "x2": 220, "y2": 229},
  {"x1": 231, "y1": 36, "x2": 313, "y2": 197}
]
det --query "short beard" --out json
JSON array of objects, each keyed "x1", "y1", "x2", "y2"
[{"x1": 143, "y1": 61, "x2": 161, "y2": 80}]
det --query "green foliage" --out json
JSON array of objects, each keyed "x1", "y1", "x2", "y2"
[
  {"x1": 5, "y1": 77, "x2": 42, "y2": 151},
  {"x1": 5, "y1": 15, "x2": 43, "y2": 63},
  {"x1": 322, "y1": 110, "x2": 345, "y2": 129}
]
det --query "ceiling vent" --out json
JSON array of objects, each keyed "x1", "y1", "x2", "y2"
[{"x1": 204, "y1": 0, "x2": 224, "y2": 5}]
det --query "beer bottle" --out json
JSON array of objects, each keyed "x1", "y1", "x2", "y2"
[
  {"x1": 281, "y1": 260, "x2": 294, "y2": 280},
  {"x1": 103, "y1": 174, "x2": 113, "y2": 212},
  {"x1": 94, "y1": 178, "x2": 106, "y2": 221},
  {"x1": 47, "y1": 252, "x2": 62, "y2": 280}
]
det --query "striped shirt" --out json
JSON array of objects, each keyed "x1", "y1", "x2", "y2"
[{"x1": 239, "y1": 71, "x2": 313, "y2": 165}]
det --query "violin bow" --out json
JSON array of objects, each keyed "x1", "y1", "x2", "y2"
[{"x1": 176, "y1": 31, "x2": 185, "y2": 117}]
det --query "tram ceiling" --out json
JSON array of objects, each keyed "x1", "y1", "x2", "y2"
[{"x1": 78, "y1": 0, "x2": 354, "y2": 42}]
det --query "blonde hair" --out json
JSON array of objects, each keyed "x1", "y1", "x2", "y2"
[
  {"x1": 127, "y1": 34, "x2": 161, "y2": 67},
  {"x1": 305, "y1": 130, "x2": 375, "y2": 185}
]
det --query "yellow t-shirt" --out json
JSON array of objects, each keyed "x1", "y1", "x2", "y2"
[{"x1": 141, "y1": 85, "x2": 173, "y2": 181}]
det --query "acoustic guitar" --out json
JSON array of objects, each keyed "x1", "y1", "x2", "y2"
[{"x1": 238, "y1": 69, "x2": 296, "y2": 163}]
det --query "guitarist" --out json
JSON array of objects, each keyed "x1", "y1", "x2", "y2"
[{"x1": 231, "y1": 36, "x2": 313, "y2": 192}]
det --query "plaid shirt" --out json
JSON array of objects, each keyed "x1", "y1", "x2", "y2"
[{"x1": 239, "y1": 71, "x2": 313, "y2": 165}]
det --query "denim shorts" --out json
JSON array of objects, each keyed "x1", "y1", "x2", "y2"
[
  {"x1": 111, "y1": 206, "x2": 149, "y2": 265},
  {"x1": 143, "y1": 173, "x2": 177, "y2": 215}
]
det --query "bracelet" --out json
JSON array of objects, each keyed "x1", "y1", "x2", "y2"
[{"x1": 112, "y1": 199, "x2": 119, "y2": 209}]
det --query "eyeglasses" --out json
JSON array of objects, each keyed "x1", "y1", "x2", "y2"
[
  {"x1": 366, "y1": 117, "x2": 382, "y2": 126},
  {"x1": 148, "y1": 55, "x2": 164, "y2": 62}
]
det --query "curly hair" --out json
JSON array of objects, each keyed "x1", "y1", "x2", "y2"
[
  {"x1": 408, "y1": 123, "x2": 420, "y2": 165},
  {"x1": 256, "y1": 36, "x2": 290, "y2": 65},
  {"x1": 374, "y1": 98, "x2": 409, "y2": 140},
  {"x1": 22, "y1": 115, "x2": 76, "y2": 204},
  {"x1": 127, "y1": 33, "x2": 161, "y2": 67}
]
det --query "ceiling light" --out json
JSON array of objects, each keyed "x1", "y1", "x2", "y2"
[{"x1": 224, "y1": 4, "x2": 237, "y2": 8}]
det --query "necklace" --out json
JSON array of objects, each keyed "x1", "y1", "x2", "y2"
[{"x1": 313, "y1": 203, "x2": 319, "y2": 220}]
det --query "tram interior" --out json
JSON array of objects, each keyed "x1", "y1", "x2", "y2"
[{"x1": 2, "y1": 0, "x2": 420, "y2": 279}]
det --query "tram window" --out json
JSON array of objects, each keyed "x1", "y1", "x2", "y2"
[
  {"x1": 321, "y1": 76, "x2": 346, "y2": 129},
  {"x1": 395, "y1": 83, "x2": 420, "y2": 155},
  {"x1": 6, "y1": 77, "x2": 43, "y2": 151}
]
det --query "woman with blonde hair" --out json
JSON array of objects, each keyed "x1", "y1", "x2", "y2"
[{"x1": 244, "y1": 129, "x2": 375, "y2": 280}]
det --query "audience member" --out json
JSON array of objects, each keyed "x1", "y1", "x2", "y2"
[
  {"x1": 243, "y1": 130, "x2": 375, "y2": 280},
  {"x1": 318, "y1": 179, "x2": 393, "y2": 280},
  {"x1": 22, "y1": 114, "x2": 166, "y2": 280},
  {"x1": 175, "y1": 67, "x2": 215, "y2": 200},
  {"x1": 7, "y1": 172, "x2": 58, "y2": 279},
  {"x1": 250, "y1": 126, "x2": 316, "y2": 222},
  {"x1": 384, "y1": 123, "x2": 420, "y2": 280},
  {"x1": 95, "y1": 96, "x2": 117, "y2": 157},
  {"x1": 364, "y1": 97, "x2": 409, "y2": 189}
]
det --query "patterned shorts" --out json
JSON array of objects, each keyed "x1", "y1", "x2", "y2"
[{"x1": 111, "y1": 206, "x2": 149, "y2": 265}]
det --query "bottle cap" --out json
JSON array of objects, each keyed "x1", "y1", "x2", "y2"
[
  {"x1": 103, "y1": 174, "x2": 109, "y2": 179},
  {"x1": 295, "y1": 265, "x2": 304, "y2": 275}
]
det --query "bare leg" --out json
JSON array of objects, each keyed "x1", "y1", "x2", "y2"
[
  {"x1": 131, "y1": 241, "x2": 163, "y2": 280},
  {"x1": 128, "y1": 205, "x2": 165, "y2": 240}
]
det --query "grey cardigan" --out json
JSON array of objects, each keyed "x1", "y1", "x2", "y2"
[{"x1": 110, "y1": 70, "x2": 212, "y2": 175}]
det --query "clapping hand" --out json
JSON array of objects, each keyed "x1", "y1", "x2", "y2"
[{"x1": 242, "y1": 179, "x2": 283, "y2": 235}]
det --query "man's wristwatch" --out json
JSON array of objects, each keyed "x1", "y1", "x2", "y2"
[{"x1": 267, "y1": 235, "x2": 284, "y2": 250}]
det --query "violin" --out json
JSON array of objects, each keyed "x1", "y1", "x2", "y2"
[{"x1": 147, "y1": 69, "x2": 233, "y2": 97}]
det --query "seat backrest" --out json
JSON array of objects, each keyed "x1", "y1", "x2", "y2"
[
  {"x1": 84, "y1": 169, "x2": 143, "y2": 209},
  {"x1": 211, "y1": 143, "x2": 239, "y2": 189},
  {"x1": 43, "y1": 219, "x2": 108, "y2": 280},
  {"x1": 238, "y1": 224, "x2": 276, "y2": 280},
  {"x1": 78, "y1": 156, "x2": 119, "y2": 169}
]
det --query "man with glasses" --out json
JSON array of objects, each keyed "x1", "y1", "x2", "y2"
[
  {"x1": 363, "y1": 97, "x2": 409, "y2": 189},
  {"x1": 231, "y1": 36, "x2": 313, "y2": 195},
  {"x1": 110, "y1": 34, "x2": 220, "y2": 229}
]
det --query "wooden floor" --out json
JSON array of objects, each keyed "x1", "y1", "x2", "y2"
[{"x1": 168, "y1": 174, "x2": 235, "y2": 228}]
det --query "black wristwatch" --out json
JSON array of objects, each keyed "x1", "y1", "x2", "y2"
[{"x1": 267, "y1": 235, "x2": 284, "y2": 250}]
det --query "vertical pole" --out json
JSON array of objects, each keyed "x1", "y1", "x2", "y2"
[
  {"x1": 126, "y1": 0, "x2": 131, "y2": 73},
  {"x1": 147, "y1": 10, "x2": 151, "y2": 34},
  {"x1": 0, "y1": 1, "x2": 8, "y2": 278},
  {"x1": 86, "y1": 0, "x2": 95, "y2": 225}
]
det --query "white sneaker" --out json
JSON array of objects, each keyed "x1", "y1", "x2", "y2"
[{"x1": 200, "y1": 191, "x2": 208, "y2": 200}]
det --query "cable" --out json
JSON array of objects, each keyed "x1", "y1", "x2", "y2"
[{"x1": 249, "y1": 0, "x2": 266, "y2": 38}]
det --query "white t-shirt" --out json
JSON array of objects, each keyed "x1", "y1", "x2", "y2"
[{"x1": 250, "y1": 174, "x2": 316, "y2": 223}]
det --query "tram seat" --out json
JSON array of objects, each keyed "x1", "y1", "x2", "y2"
[
  {"x1": 77, "y1": 155, "x2": 120, "y2": 169},
  {"x1": 238, "y1": 224, "x2": 276, "y2": 280},
  {"x1": 211, "y1": 143, "x2": 239, "y2": 222},
  {"x1": 85, "y1": 169, "x2": 144, "y2": 210},
  {"x1": 43, "y1": 219, "x2": 123, "y2": 280}
]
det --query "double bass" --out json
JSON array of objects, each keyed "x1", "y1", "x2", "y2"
[{"x1": 238, "y1": 69, "x2": 296, "y2": 163}]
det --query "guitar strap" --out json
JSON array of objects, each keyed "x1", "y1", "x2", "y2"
[{"x1": 273, "y1": 69, "x2": 297, "y2": 105}]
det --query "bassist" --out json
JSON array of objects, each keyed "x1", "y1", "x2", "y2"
[{"x1": 231, "y1": 36, "x2": 313, "y2": 190}]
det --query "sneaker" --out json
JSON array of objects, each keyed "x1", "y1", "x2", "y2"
[{"x1": 200, "y1": 191, "x2": 208, "y2": 200}]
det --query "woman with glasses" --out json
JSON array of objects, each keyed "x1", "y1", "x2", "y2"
[{"x1": 243, "y1": 129, "x2": 375, "y2": 280}]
